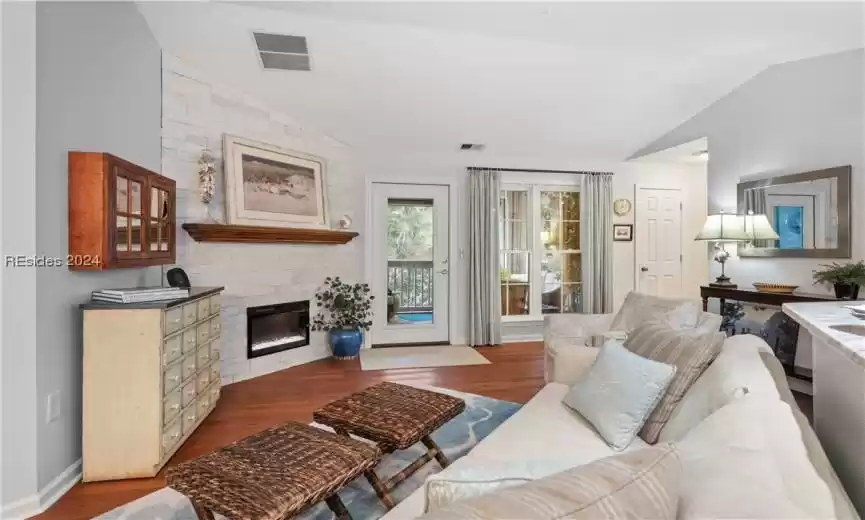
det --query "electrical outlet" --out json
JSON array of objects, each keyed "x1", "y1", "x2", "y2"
[{"x1": 46, "y1": 392, "x2": 61, "y2": 424}]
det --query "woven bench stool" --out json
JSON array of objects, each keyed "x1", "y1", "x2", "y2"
[
  {"x1": 313, "y1": 382, "x2": 466, "y2": 510},
  {"x1": 165, "y1": 421, "x2": 380, "y2": 520}
]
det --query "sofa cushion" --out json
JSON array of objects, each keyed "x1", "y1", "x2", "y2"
[
  {"x1": 380, "y1": 383, "x2": 652, "y2": 520},
  {"x1": 658, "y1": 334, "x2": 780, "y2": 442},
  {"x1": 423, "y1": 458, "x2": 588, "y2": 513},
  {"x1": 623, "y1": 321, "x2": 724, "y2": 443},
  {"x1": 415, "y1": 444, "x2": 681, "y2": 520},
  {"x1": 677, "y1": 393, "x2": 835, "y2": 519},
  {"x1": 562, "y1": 340, "x2": 676, "y2": 450},
  {"x1": 609, "y1": 291, "x2": 696, "y2": 332},
  {"x1": 757, "y1": 350, "x2": 860, "y2": 519}
]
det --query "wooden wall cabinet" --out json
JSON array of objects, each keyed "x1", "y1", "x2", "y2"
[{"x1": 69, "y1": 152, "x2": 176, "y2": 270}]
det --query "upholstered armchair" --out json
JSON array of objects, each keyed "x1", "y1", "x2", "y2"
[{"x1": 544, "y1": 292, "x2": 723, "y2": 384}]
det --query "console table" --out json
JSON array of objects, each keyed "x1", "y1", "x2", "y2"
[
  {"x1": 700, "y1": 285, "x2": 840, "y2": 312},
  {"x1": 700, "y1": 286, "x2": 844, "y2": 382}
]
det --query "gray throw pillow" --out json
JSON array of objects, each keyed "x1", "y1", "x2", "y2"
[
  {"x1": 623, "y1": 320, "x2": 725, "y2": 443},
  {"x1": 562, "y1": 340, "x2": 676, "y2": 451}
]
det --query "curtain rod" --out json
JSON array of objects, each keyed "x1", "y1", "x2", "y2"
[{"x1": 466, "y1": 167, "x2": 612, "y2": 175}]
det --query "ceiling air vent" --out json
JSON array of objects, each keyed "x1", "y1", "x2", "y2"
[
  {"x1": 459, "y1": 143, "x2": 486, "y2": 151},
  {"x1": 253, "y1": 32, "x2": 311, "y2": 71}
]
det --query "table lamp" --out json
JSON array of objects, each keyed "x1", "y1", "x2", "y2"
[{"x1": 695, "y1": 212, "x2": 750, "y2": 288}]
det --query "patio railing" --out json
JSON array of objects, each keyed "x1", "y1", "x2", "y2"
[{"x1": 387, "y1": 260, "x2": 434, "y2": 312}]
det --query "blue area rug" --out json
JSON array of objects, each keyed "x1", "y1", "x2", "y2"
[{"x1": 98, "y1": 386, "x2": 520, "y2": 520}]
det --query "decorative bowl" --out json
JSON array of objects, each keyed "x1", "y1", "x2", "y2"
[{"x1": 753, "y1": 283, "x2": 799, "y2": 294}]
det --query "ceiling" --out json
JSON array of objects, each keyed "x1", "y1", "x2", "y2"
[{"x1": 138, "y1": 1, "x2": 864, "y2": 161}]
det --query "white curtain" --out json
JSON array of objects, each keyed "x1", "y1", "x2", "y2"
[
  {"x1": 468, "y1": 169, "x2": 502, "y2": 346},
  {"x1": 581, "y1": 173, "x2": 614, "y2": 313}
]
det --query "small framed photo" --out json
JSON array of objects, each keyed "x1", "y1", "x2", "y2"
[{"x1": 613, "y1": 224, "x2": 633, "y2": 242}]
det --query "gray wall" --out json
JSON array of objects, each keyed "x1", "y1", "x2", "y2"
[
  {"x1": 631, "y1": 49, "x2": 865, "y2": 290},
  {"x1": 1, "y1": 1, "x2": 40, "y2": 508},
  {"x1": 33, "y1": 0, "x2": 161, "y2": 498}
]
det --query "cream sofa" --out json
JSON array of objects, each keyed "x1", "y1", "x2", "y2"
[
  {"x1": 382, "y1": 329, "x2": 859, "y2": 518},
  {"x1": 544, "y1": 292, "x2": 722, "y2": 384}
]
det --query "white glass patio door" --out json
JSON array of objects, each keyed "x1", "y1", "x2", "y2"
[{"x1": 370, "y1": 183, "x2": 450, "y2": 345}]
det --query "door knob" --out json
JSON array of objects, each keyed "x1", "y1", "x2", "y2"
[
  {"x1": 437, "y1": 268, "x2": 449, "y2": 275},
  {"x1": 640, "y1": 266, "x2": 649, "y2": 272}
]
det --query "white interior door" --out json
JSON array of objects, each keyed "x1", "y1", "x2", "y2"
[
  {"x1": 635, "y1": 188, "x2": 683, "y2": 297},
  {"x1": 370, "y1": 183, "x2": 450, "y2": 345}
]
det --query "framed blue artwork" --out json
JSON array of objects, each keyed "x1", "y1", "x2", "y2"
[{"x1": 774, "y1": 205, "x2": 804, "y2": 249}]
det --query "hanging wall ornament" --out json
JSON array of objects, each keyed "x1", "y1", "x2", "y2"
[{"x1": 198, "y1": 149, "x2": 216, "y2": 204}]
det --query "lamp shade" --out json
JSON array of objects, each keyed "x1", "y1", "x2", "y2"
[
  {"x1": 694, "y1": 214, "x2": 750, "y2": 241},
  {"x1": 744, "y1": 213, "x2": 780, "y2": 240}
]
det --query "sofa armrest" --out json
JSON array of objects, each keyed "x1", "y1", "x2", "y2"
[
  {"x1": 544, "y1": 338, "x2": 600, "y2": 385},
  {"x1": 543, "y1": 313, "x2": 616, "y2": 344}
]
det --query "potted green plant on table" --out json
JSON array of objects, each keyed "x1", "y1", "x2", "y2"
[
  {"x1": 812, "y1": 261, "x2": 865, "y2": 300},
  {"x1": 311, "y1": 277, "x2": 374, "y2": 359}
]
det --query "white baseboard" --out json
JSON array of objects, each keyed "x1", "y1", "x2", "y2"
[
  {"x1": 2, "y1": 459, "x2": 81, "y2": 519},
  {"x1": 502, "y1": 334, "x2": 543, "y2": 343}
]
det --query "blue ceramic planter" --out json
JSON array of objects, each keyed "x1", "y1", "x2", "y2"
[{"x1": 329, "y1": 328, "x2": 363, "y2": 359}]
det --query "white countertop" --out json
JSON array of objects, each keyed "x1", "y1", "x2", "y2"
[{"x1": 783, "y1": 302, "x2": 865, "y2": 368}]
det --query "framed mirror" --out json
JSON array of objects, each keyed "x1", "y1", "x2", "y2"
[{"x1": 737, "y1": 165, "x2": 851, "y2": 258}]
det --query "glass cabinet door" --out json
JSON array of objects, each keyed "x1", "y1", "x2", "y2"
[{"x1": 149, "y1": 186, "x2": 172, "y2": 253}]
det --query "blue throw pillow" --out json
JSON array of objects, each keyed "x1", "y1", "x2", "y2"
[{"x1": 562, "y1": 340, "x2": 676, "y2": 450}]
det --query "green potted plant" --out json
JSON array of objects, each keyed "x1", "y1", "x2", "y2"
[
  {"x1": 311, "y1": 277, "x2": 374, "y2": 359},
  {"x1": 812, "y1": 261, "x2": 865, "y2": 300}
]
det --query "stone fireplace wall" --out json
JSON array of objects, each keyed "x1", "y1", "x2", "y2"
[{"x1": 160, "y1": 54, "x2": 363, "y2": 384}]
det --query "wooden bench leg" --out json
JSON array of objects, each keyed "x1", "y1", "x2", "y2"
[
  {"x1": 191, "y1": 501, "x2": 215, "y2": 520},
  {"x1": 364, "y1": 469, "x2": 397, "y2": 510},
  {"x1": 325, "y1": 494, "x2": 353, "y2": 520},
  {"x1": 422, "y1": 435, "x2": 451, "y2": 468}
]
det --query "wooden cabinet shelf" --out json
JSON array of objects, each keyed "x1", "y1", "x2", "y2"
[
  {"x1": 182, "y1": 223, "x2": 359, "y2": 245},
  {"x1": 69, "y1": 152, "x2": 176, "y2": 270}
]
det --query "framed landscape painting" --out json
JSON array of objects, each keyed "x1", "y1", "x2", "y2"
[{"x1": 223, "y1": 135, "x2": 328, "y2": 228}]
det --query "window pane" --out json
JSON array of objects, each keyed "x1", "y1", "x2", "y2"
[
  {"x1": 500, "y1": 251, "x2": 529, "y2": 283},
  {"x1": 502, "y1": 191, "x2": 528, "y2": 220},
  {"x1": 387, "y1": 199, "x2": 434, "y2": 326},
  {"x1": 562, "y1": 253, "x2": 581, "y2": 283},
  {"x1": 540, "y1": 192, "x2": 560, "y2": 221},
  {"x1": 387, "y1": 202, "x2": 433, "y2": 261},
  {"x1": 501, "y1": 283, "x2": 529, "y2": 316},
  {"x1": 562, "y1": 222, "x2": 580, "y2": 250},
  {"x1": 562, "y1": 192, "x2": 580, "y2": 220},
  {"x1": 501, "y1": 220, "x2": 529, "y2": 250},
  {"x1": 541, "y1": 221, "x2": 554, "y2": 251},
  {"x1": 561, "y1": 284, "x2": 582, "y2": 313}
]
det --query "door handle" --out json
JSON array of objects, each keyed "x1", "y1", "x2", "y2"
[
  {"x1": 437, "y1": 268, "x2": 449, "y2": 275},
  {"x1": 640, "y1": 266, "x2": 649, "y2": 272}
]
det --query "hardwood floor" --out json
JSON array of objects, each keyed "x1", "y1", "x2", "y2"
[{"x1": 35, "y1": 342, "x2": 546, "y2": 520}]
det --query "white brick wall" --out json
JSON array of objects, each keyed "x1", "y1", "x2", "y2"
[{"x1": 161, "y1": 54, "x2": 363, "y2": 384}]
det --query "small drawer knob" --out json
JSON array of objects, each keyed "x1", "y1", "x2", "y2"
[
  {"x1": 170, "y1": 403, "x2": 180, "y2": 411},
  {"x1": 169, "y1": 375, "x2": 179, "y2": 383}
]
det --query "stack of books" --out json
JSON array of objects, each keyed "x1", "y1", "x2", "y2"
[{"x1": 92, "y1": 287, "x2": 190, "y2": 304}]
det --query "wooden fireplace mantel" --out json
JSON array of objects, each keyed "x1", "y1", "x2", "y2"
[{"x1": 181, "y1": 223, "x2": 359, "y2": 245}]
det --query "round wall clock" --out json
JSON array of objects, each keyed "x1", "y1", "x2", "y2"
[{"x1": 613, "y1": 198, "x2": 632, "y2": 216}]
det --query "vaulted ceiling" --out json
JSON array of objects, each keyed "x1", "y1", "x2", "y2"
[{"x1": 138, "y1": 1, "x2": 864, "y2": 161}]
